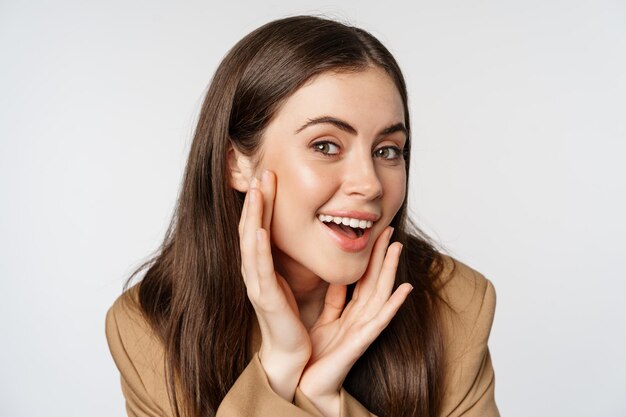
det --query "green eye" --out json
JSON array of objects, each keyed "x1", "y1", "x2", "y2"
[
  {"x1": 313, "y1": 141, "x2": 340, "y2": 155},
  {"x1": 374, "y1": 146, "x2": 402, "y2": 160}
]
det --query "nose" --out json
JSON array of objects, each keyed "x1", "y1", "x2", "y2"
[{"x1": 342, "y1": 152, "x2": 383, "y2": 200}]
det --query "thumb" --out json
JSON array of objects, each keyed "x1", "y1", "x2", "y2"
[{"x1": 313, "y1": 284, "x2": 347, "y2": 328}]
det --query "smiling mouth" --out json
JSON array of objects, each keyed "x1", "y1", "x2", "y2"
[
  {"x1": 324, "y1": 222, "x2": 364, "y2": 239},
  {"x1": 317, "y1": 216, "x2": 373, "y2": 239},
  {"x1": 317, "y1": 215, "x2": 374, "y2": 252}
]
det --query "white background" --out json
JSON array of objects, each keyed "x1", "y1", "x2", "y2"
[{"x1": 1, "y1": 1, "x2": 624, "y2": 416}]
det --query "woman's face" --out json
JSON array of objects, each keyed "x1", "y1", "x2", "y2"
[{"x1": 256, "y1": 66, "x2": 407, "y2": 285}]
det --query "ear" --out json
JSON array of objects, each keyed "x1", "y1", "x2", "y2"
[{"x1": 227, "y1": 144, "x2": 255, "y2": 192}]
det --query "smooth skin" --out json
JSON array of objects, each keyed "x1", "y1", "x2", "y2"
[
  {"x1": 239, "y1": 171, "x2": 413, "y2": 417},
  {"x1": 231, "y1": 67, "x2": 414, "y2": 417}
]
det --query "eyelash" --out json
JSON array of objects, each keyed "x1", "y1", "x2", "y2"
[{"x1": 311, "y1": 141, "x2": 405, "y2": 161}]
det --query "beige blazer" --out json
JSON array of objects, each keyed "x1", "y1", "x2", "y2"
[{"x1": 105, "y1": 256, "x2": 499, "y2": 417}]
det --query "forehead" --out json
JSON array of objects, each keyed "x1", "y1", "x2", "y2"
[{"x1": 267, "y1": 67, "x2": 405, "y2": 136}]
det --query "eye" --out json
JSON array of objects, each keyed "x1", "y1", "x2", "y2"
[
  {"x1": 374, "y1": 146, "x2": 404, "y2": 161},
  {"x1": 312, "y1": 141, "x2": 340, "y2": 156}
]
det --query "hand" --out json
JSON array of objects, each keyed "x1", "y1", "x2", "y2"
[
  {"x1": 239, "y1": 169, "x2": 312, "y2": 401},
  {"x1": 297, "y1": 226, "x2": 413, "y2": 417}
]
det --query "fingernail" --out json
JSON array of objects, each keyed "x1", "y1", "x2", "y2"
[
  {"x1": 261, "y1": 169, "x2": 270, "y2": 183},
  {"x1": 388, "y1": 227, "x2": 395, "y2": 239},
  {"x1": 250, "y1": 177, "x2": 258, "y2": 189},
  {"x1": 249, "y1": 189, "x2": 257, "y2": 203}
]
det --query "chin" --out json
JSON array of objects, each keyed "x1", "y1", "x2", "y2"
[
  {"x1": 321, "y1": 275, "x2": 360, "y2": 286},
  {"x1": 315, "y1": 261, "x2": 369, "y2": 286}
]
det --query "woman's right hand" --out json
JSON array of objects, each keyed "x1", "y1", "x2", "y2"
[{"x1": 238, "y1": 169, "x2": 312, "y2": 401}]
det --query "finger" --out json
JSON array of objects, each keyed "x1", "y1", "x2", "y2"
[
  {"x1": 238, "y1": 185, "x2": 251, "y2": 283},
  {"x1": 373, "y1": 242, "x2": 403, "y2": 305},
  {"x1": 371, "y1": 283, "x2": 413, "y2": 331},
  {"x1": 255, "y1": 227, "x2": 280, "y2": 295},
  {"x1": 242, "y1": 178, "x2": 262, "y2": 237},
  {"x1": 238, "y1": 189, "x2": 249, "y2": 238},
  {"x1": 313, "y1": 284, "x2": 347, "y2": 328},
  {"x1": 238, "y1": 177, "x2": 255, "y2": 237},
  {"x1": 276, "y1": 273, "x2": 300, "y2": 315},
  {"x1": 241, "y1": 178, "x2": 262, "y2": 285},
  {"x1": 260, "y1": 170, "x2": 276, "y2": 235},
  {"x1": 353, "y1": 226, "x2": 393, "y2": 303}
]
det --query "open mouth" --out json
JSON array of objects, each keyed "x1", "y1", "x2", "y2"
[
  {"x1": 317, "y1": 214, "x2": 374, "y2": 240},
  {"x1": 323, "y1": 222, "x2": 364, "y2": 239}
]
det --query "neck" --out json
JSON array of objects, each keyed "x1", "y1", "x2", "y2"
[
  {"x1": 290, "y1": 278, "x2": 329, "y2": 330},
  {"x1": 273, "y1": 251, "x2": 329, "y2": 329}
]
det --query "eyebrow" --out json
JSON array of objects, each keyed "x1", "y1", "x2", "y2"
[{"x1": 294, "y1": 116, "x2": 408, "y2": 138}]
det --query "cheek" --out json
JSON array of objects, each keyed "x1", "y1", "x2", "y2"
[
  {"x1": 382, "y1": 169, "x2": 407, "y2": 212},
  {"x1": 270, "y1": 162, "x2": 337, "y2": 234}
]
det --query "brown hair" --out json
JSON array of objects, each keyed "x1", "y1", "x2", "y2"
[{"x1": 126, "y1": 15, "x2": 448, "y2": 417}]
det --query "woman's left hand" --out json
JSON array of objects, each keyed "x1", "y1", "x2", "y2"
[{"x1": 297, "y1": 226, "x2": 414, "y2": 417}]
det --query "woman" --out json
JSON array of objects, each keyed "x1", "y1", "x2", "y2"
[{"x1": 105, "y1": 15, "x2": 499, "y2": 417}]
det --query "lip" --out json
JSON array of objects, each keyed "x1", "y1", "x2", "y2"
[
  {"x1": 317, "y1": 210, "x2": 380, "y2": 222},
  {"x1": 317, "y1": 218, "x2": 373, "y2": 253}
]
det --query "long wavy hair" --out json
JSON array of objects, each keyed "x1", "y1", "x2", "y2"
[{"x1": 126, "y1": 15, "x2": 450, "y2": 417}]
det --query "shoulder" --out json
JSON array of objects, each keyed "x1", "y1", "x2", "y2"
[
  {"x1": 105, "y1": 284, "x2": 173, "y2": 415},
  {"x1": 435, "y1": 254, "x2": 496, "y2": 360},
  {"x1": 436, "y1": 254, "x2": 496, "y2": 330},
  {"x1": 105, "y1": 284, "x2": 161, "y2": 359},
  {"x1": 106, "y1": 284, "x2": 144, "y2": 332},
  {"x1": 434, "y1": 255, "x2": 500, "y2": 416}
]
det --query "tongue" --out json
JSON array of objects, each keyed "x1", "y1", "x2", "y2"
[{"x1": 327, "y1": 222, "x2": 358, "y2": 239}]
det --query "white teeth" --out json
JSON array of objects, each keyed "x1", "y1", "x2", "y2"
[{"x1": 317, "y1": 214, "x2": 374, "y2": 229}]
